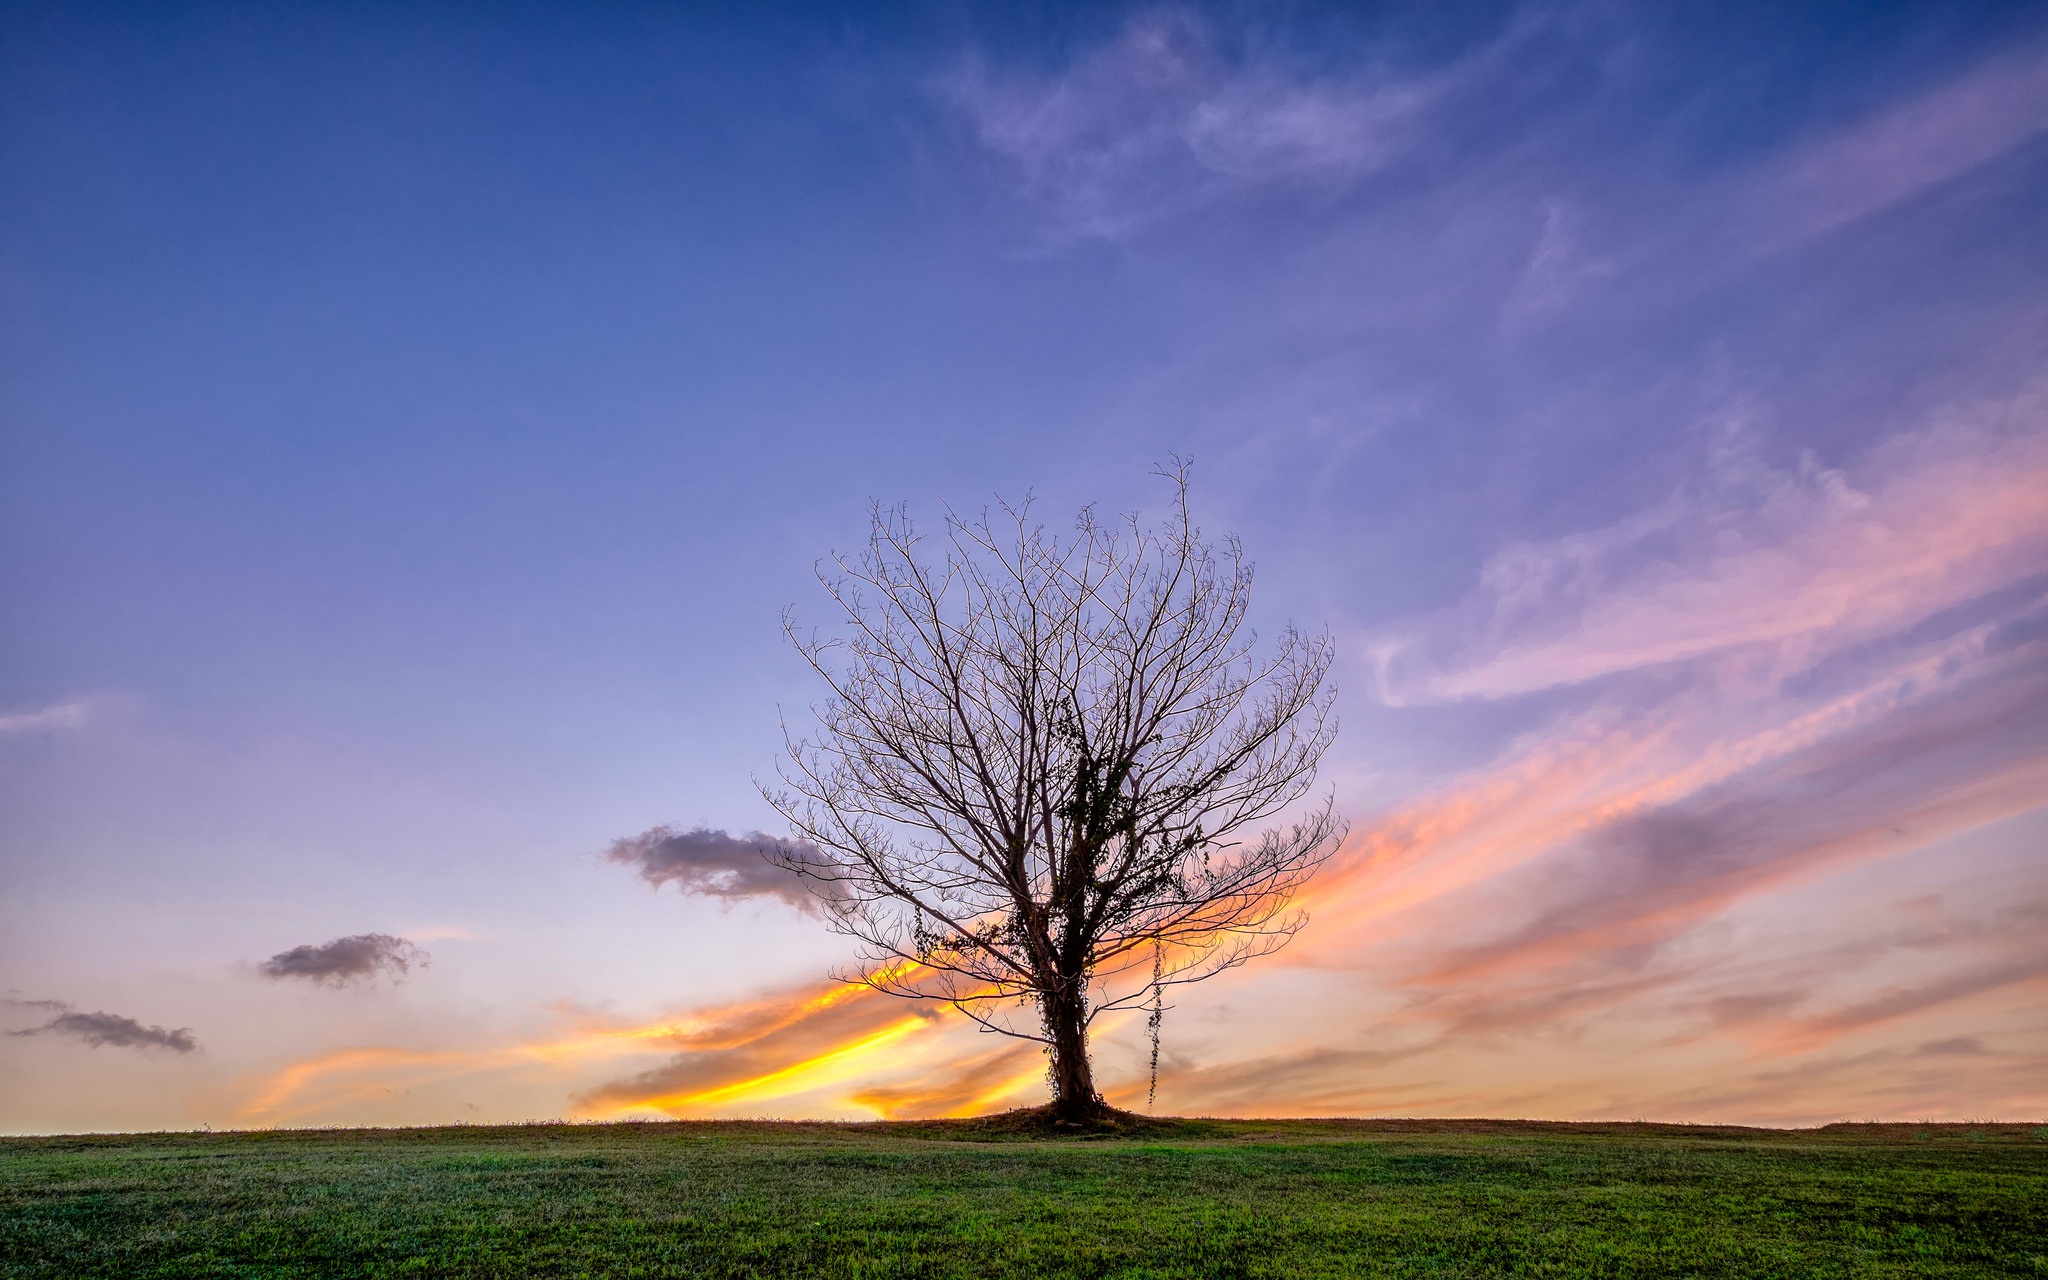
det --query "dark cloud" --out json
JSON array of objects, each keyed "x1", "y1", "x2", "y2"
[
  {"x1": 259, "y1": 934, "x2": 428, "y2": 986},
  {"x1": 7, "y1": 1001, "x2": 197, "y2": 1053},
  {"x1": 603, "y1": 826, "x2": 823, "y2": 911}
]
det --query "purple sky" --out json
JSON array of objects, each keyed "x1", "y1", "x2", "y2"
[{"x1": 3, "y1": 1, "x2": 2045, "y2": 1131}]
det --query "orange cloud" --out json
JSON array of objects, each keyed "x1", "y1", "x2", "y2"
[
  {"x1": 1389, "y1": 400, "x2": 2048, "y2": 702},
  {"x1": 847, "y1": 1043, "x2": 1048, "y2": 1119},
  {"x1": 233, "y1": 1017, "x2": 702, "y2": 1123},
  {"x1": 574, "y1": 961, "x2": 1049, "y2": 1120}
]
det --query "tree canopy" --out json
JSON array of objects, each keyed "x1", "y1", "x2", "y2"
[{"x1": 768, "y1": 465, "x2": 1342, "y2": 1121}]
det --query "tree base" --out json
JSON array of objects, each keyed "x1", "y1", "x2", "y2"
[{"x1": 917, "y1": 1103, "x2": 1159, "y2": 1137}]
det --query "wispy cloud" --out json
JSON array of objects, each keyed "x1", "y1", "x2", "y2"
[
  {"x1": 1390, "y1": 660, "x2": 2048, "y2": 988},
  {"x1": 1316, "y1": 400, "x2": 2048, "y2": 991},
  {"x1": 258, "y1": 934, "x2": 429, "y2": 987},
  {"x1": 7, "y1": 1000, "x2": 197, "y2": 1053},
  {"x1": 940, "y1": 7, "x2": 2048, "y2": 261},
  {"x1": 941, "y1": 9, "x2": 1460, "y2": 244},
  {"x1": 1761, "y1": 42, "x2": 2048, "y2": 246},
  {"x1": 0, "y1": 700, "x2": 95, "y2": 733},
  {"x1": 1375, "y1": 392, "x2": 2048, "y2": 703}
]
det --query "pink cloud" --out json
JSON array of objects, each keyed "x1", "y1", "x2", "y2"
[{"x1": 1378, "y1": 389, "x2": 2048, "y2": 702}]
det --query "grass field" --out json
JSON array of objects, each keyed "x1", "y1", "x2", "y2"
[{"x1": 3, "y1": 1116, "x2": 2043, "y2": 1278}]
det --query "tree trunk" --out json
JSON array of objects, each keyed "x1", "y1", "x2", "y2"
[{"x1": 1043, "y1": 980, "x2": 1101, "y2": 1123}]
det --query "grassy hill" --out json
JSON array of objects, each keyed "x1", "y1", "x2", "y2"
[{"x1": 4, "y1": 1116, "x2": 2043, "y2": 1277}]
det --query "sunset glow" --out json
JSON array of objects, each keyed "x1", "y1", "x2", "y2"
[{"x1": 3, "y1": 2, "x2": 2042, "y2": 1134}]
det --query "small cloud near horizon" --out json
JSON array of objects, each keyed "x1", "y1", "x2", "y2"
[
  {"x1": 259, "y1": 934, "x2": 429, "y2": 987},
  {"x1": 6, "y1": 1000, "x2": 198, "y2": 1053}
]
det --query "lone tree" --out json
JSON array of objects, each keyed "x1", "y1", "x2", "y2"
[{"x1": 766, "y1": 464, "x2": 1342, "y2": 1124}]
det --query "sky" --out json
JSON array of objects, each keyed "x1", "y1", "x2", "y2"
[{"x1": 2, "y1": 0, "x2": 2045, "y2": 1133}]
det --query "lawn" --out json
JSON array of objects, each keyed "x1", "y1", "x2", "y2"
[{"x1": 2, "y1": 1117, "x2": 2043, "y2": 1278}]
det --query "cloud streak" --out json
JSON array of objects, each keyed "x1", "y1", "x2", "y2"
[
  {"x1": 0, "y1": 700, "x2": 94, "y2": 733},
  {"x1": 1761, "y1": 42, "x2": 2048, "y2": 246},
  {"x1": 7, "y1": 1001, "x2": 197, "y2": 1053}
]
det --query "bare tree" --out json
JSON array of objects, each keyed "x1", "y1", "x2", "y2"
[{"x1": 766, "y1": 463, "x2": 1342, "y2": 1124}]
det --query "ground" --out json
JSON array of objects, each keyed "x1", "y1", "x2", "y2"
[{"x1": 3, "y1": 1116, "x2": 2043, "y2": 1277}]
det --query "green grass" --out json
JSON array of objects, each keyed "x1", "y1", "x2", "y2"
[{"x1": 3, "y1": 1118, "x2": 2044, "y2": 1277}]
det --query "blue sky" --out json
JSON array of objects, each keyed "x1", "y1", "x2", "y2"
[{"x1": 3, "y1": 1, "x2": 2045, "y2": 1130}]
